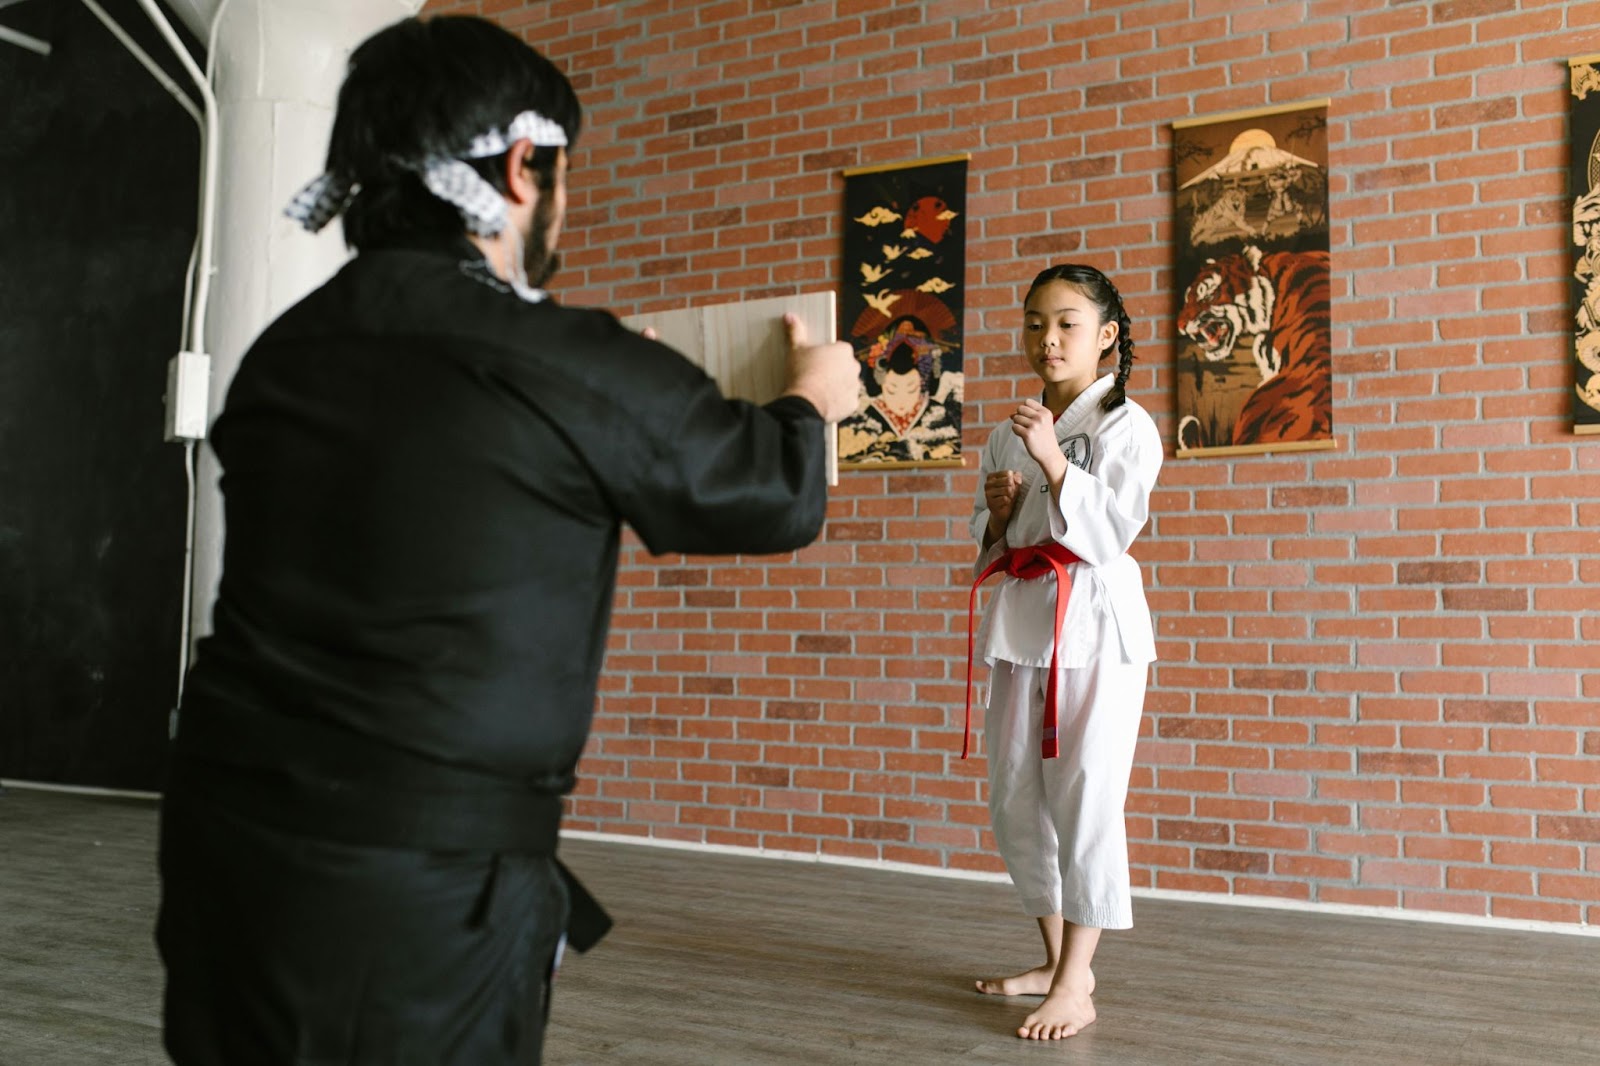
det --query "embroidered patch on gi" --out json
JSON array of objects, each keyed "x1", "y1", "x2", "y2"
[{"x1": 1061, "y1": 433, "x2": 1092, "y2": 471}]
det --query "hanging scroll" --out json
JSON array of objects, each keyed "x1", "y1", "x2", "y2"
[
  {"x1": 1173, "y1": 100, "x2": 1335, "y2": 458},
  {"x1": 837, "y1": 153, "x2": 968, "y2": 470},
  {"x1": 1570, "y1": 53, "x2": 1600, "y2": 435}
]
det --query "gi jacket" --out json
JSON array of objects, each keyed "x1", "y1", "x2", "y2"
[
  {"x1": 174, "y1": 233, "x2": 829, "y2": 856},
  {"x1": 969, "y1": 374, "x2": 1161, "y2": 670}
]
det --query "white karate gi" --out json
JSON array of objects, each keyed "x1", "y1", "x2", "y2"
[{"x1": 970, "y1": 372, "x2": 1162, "y2": 928}]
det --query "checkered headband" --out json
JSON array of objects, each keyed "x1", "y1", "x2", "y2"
[{"x1": 284, "y1": 110, "x2": 569, "y2": 236}]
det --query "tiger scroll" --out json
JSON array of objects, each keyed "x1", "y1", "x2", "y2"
[
  {"x1": 1172, "y1": 99, "x2": 1336, "y2": 458},
  {"x1": 1569, "y1": 54, "x2": 1600, "y2": 435},
  {"x1": 622, "y1": 291, "x2": 840, "y2": 484}
]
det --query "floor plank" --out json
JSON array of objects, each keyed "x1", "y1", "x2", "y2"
[{"x1": 2, "y1": 788, "x2": 1595, "y2": 1065}]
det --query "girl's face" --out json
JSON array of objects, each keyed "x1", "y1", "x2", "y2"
[{"x1": 1022, "y1": 280, "x2": 1117, "y2": 393}]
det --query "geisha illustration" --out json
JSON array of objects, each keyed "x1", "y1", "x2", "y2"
[
  {"x1": 838, "y1": 312, "x2": 962, "y2": 463},
  {"x1": 838, "y1": 155, "x2": 968, "y2": 467}
]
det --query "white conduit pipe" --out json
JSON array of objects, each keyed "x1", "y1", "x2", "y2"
[
  {"x1": 0, "y1": 23, "x2": 50, "y2": 55},
  {"x1": 191, "y1": 0, "x2": 231, "y2": 353},
  {"x1": 168, "y1": 3, "x2": 231, "y2": 721},
  {"x1": 78, "y1": 0, "x2": 202, "y2": 126},
  {"x1": 134, "y1": 0, "x2": 228, "y2": 711},
  {"x1": 80, "y1": 0, "x2": 231, "y2": 712},
  {"x1": 77, "y1": 0, "x2": 206, "y2": 351},
  {"x1": 127, "y1": 0, "x2": 221, "y2": 357}
]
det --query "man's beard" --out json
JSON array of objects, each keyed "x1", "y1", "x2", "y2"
[{"x1": 522, "y1": 194, "x2": 560, "y2": 289}]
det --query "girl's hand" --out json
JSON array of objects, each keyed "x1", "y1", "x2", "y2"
[
  {"x1": 1011, "y1": 399, "x2": 1066, "y2": 480},
  {"x1": 984, "y1": 470, "x2": 1023, "y2": 541}
]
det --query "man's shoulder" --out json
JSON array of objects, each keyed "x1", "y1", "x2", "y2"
[{"x1": 270, "y1": 251, "x2": 690, "y2": 377}]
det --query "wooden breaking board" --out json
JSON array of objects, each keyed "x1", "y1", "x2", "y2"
[{"x1": 623, "y1": 291, "x2": 839, "y2": 485}]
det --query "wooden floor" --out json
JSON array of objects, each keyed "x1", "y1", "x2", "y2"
[{"x1": 2, "y1": 787, "x2": 1597, "y2": 1065}]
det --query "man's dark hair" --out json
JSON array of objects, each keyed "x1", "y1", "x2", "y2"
[{"x1": 327, "y1": 15, "x2": 582, "y2": 251}]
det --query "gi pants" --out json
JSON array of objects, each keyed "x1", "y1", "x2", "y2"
[
  {"x1": 984, "y1": 658, "x2": 1146, "y2": 929},
  {"x1": 157, "y1": 786, "x2": 568, "y2": 1066}
]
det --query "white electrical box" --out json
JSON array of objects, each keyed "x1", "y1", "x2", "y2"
[{"x1": 164, "y1": 350, "x2": 211, "y2": 442}]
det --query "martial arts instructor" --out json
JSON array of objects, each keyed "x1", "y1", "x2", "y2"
[{"x1": 155, "y1": 14, "x2": 858, "y2": 1065}]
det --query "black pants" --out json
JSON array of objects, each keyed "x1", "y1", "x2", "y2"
[{"x1": 156, "y1": 787, "x2": 569, "y2": 1065}]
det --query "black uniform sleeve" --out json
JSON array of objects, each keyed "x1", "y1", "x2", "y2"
[
  {"x1": 486, "y1": 306, "x2": 831, "y2": 559},
  {"x1": 614, "y1": 370, "x2": 829, "y2": 556}
]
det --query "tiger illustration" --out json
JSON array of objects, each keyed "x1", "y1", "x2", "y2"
[{"x1": 1177, "y1": 246, "x2": 1331, "y2": 448}]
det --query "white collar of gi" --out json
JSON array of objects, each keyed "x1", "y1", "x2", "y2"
[{"x1": 1050, "y1": 373, "x2": 1116, "y2": 437}]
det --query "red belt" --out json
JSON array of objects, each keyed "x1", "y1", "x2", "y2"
[{"x1": 963, "y1": 541, "x2": 1080, "y2": 760}]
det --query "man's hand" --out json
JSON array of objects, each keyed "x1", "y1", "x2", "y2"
[{"x1": 781, "y1": 313, "x2": 858, "y2": 423}]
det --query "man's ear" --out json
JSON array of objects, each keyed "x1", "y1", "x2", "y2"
[{"x1": 503, "y1": 138, "x2": 539, "y2": 206}]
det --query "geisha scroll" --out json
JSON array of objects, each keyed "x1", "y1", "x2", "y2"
[
  {"x1": 1569, "y1": 54, "x2": 1600, "y2": 435},
  {"x1": 837, "y1": 154, "x2": 968, "y2": 469},
  {"x1": 1172, "y1": 100, "x2": 1335, "y2": 457}
]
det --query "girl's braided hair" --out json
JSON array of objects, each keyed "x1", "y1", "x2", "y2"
[{"x1": 1025, "y1": 264, "x2": 1135, "y2": 411}]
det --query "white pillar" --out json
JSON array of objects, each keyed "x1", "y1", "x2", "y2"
[{"x1": 181, "y1": 0, "x2": 424, "y2": 645}]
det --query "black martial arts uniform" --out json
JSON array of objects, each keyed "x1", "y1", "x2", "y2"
[{"x1": 157, "y1": 233, "x2": 830, "y2": 1065}]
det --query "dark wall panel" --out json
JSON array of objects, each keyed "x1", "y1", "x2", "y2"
[{"x1": 0, "y1": 0, "x2": 198, "y2": 790}]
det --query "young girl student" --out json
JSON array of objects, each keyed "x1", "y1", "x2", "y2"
[{"x1": 964, "y1": 264, "x2": 1162, "y2": 1041}]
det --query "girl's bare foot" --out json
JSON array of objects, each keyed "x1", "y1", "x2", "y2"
[
  {"x1": 975, "y1": 966, "x2": 1094, "y2": 997},
  {"x1": 1017, "y1": 984, "x2": 1096, "y2": 1040},
  {"x1": 974, "y1": 964, "x2": 1052, "y2": 996}
]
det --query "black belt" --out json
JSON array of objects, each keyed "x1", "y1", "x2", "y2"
[
  {"x1": 169, "y1": 755, "x2": 563, "y2": 851},
  {"x1": 168, "y1": 699, "x2": 612, "y2": 952}
]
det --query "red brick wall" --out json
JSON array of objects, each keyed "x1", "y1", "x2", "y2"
[{"x1": 421, "y1": 0, "x2": 1600, "y2": 925}]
